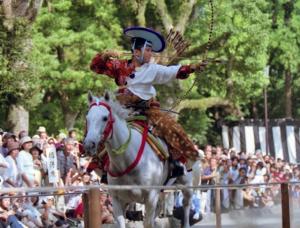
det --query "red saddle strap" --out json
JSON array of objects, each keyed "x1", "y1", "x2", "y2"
[{"x1": 108, "y1": 124, "x2": 148, "y2": 177}]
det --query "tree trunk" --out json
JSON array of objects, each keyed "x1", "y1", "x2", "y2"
[
  {"x1": 2, "y1": 0, "x2": 44, "y2": 135},
  {"x1": 284, "y1": 69, "x2": 292, "y2": 118},
  {"x1": 225, "y1": 55, "x2": 234, "y2": 100},
  {"x1": 7, "y1": 104, "x2": 29, "y2": 134},
  {"x1": 136, "y1": 0, "x2": 148, "y2": 26},
  {"x1": 251, "y1": 99, "x2": 258, "y2": 119},
  {"x1": 63, "y1": 111, "x2": 79, "y2": 130},
  {"x1": 59, "y1": 92, "x2": 79, "y2": 129},
  {"x1": 282, "y1": 1, "x2": 294, "y2": 119}
]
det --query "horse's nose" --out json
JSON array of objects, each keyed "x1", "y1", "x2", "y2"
[{"x1": 83, "y1": 140, "x2": 96, "y2": 151}]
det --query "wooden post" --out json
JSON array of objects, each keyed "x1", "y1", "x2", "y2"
[
  {"x1": 281, "y1": 183, "x2": 290, "y2": 228},
  {"x1": 83, "y1": 192, "x2": 89, "y2": 227},
  {"x1": 84, "y1": 188, "x2": 102, "y2": 228},
  {"x1": 215, "y1": 187, "x2": 221, "y2": 228}
]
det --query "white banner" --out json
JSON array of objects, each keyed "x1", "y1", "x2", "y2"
[{"x1": 46, "y1": 145, "x2": 59, "y2": 184}]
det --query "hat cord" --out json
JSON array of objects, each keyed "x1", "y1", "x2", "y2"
[{"x1": 135, "y1": 41, "x2": 148, "y2": 65}]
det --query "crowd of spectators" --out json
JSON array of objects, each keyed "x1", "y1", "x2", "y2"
[
  {"x1": 156, "y1": 144, "x2": 300, "y2": 226},
  {"x1": 0, "y1": 126, "x2": 300, "y2": 227},
  {"x1": 197, "y1": 144, "x2": 300, "y2": 214},
  {"x1": 0, "y1": 127, "x2": 113, "y2": 227}
]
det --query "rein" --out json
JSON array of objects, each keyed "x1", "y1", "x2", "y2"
[{"x1": 89, "y1": 101, "x2": 115, "y2": 143}]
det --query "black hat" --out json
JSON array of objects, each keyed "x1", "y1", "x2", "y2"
[
  {"x1": 30, "y1": 140, "x2": 43, "y2": 154},
  {"x1": 124, "y1": 26, "x2": 165, "y2": 52}
]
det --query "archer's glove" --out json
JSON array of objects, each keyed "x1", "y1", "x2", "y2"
[{"x1": 190, "y1": 61, "x2": 208, "y2": 72}]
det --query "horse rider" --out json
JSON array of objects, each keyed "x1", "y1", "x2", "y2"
[{"x1": 90, "y1": 26, "x2": 206, "y2": 174}]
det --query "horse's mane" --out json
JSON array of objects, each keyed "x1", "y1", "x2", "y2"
[
  {"x1": 108, "y1": 99, "x2": 131, "y2": 119},
  {"x1": 98, "y1": 95, "x2": 131, "y2": 120}
]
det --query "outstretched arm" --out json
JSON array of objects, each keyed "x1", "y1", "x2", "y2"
[
  {"x1": 90, "y1": 51, "x2": 131, "y2": 86},
  {"x1": 176, "y1": 61, "x2": 208, "y2": 79},
  {"x1": 153, "y1": 61, "x2": 208, "y2": 84}
]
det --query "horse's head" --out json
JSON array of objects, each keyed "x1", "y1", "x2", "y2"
[{"x1": 83, "y1": 91, "x2": 114, "y2": 156}]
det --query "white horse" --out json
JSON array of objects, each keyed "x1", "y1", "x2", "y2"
[{"x1": 83, "y1": 92, "x2": 193, "y2": 228}]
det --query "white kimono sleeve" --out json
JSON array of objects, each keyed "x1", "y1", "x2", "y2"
[{"x1": 152, "y1": 64, "x2": 181, "y2": 84}]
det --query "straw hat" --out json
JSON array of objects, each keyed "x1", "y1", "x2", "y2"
[
  {"x1": 37, "y1": 126, "x2": 46, "y2": 133},
  {"x1": 58, "y1": 132, "x2": 67, "y2": 140},
  {"x1": 32, "y1": 135, "x2": 40, "y2": 140},
  {"x1": 19, "y1": 136, "x2": 32, "y2": 146},
  {"x1": 2, "y1": 132, "x2": 16, "y2": 140},
  {"x1": 7, "y1": 141, "x2": 20, "y2": 154}
]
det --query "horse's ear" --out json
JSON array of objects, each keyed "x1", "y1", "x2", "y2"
[
  {"x1": 88, "y1": 91, "x2": 94, "y2": 104},
  {"x1": 104, "y1": 91, "x2": 110, "y2": 102}
]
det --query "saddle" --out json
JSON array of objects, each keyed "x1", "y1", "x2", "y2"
[
  {"x1": 129, "y1": 118, "x2": 185, "y2": 179},
  {"x1": 128, "y1": 119, "x2": 169, "y2": 161},
  {"x1": 88, "y1": 117, "x2": 169, "y2": 171}
]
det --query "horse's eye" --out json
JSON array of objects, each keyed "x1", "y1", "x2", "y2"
[{"x1": 102, "y1": 116, "x2": 108, "y2": 122}]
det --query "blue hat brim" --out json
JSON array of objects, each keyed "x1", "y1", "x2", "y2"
[{"x1": 124, "y1": 27, "x2": 166, "y2": 53}]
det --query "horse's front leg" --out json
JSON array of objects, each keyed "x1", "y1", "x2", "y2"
[
  {"x1": 144, "y1": 190, "x2": 160, "y2": 228},
  {"x1": 178, "y1": 171, "x2": 193, "y2": 228},
  {"x1": 111, "y1": 197, "x2": 126, "y2": 228},
  {"x1": 182, "y1": 188, "x2": 192, "y2": 228}
]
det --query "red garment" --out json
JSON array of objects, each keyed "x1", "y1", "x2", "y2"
[
  {"x1": 75, "y1": 202, "x2": 83, "y2": 217},
  {"x1": 78, "y1": 143, "x2": 84, "y2": 155},
  {"x1": 86, "y1": 161, "x2": 100, "y2": 173},
  {"x1": 90, "y1": 54, "x2": 135, "y2": 86},
  {"x1": 90, "y1": 54, "x2": 194, "y2": 85},
  {"x1": 86, "y1": 154, "x2": 109, "y2": 173},
  {"x1": 176, "y1": 65, "x2": 195, "y2": 79}
]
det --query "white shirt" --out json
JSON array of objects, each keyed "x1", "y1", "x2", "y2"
[
  {"x1": 3, "y1": 156, "x2": 22, "y2": 187},
  {"x1": 0, "y1": 153, "x2": 8, "y2": 176},
  {"x1": 126, "y1": 63, "x2": 181, "y2": 100},
  {"x1": 16, "y1": 150, "x2": 35, "y2": 183},
  {"x1": 0, "y1": 153, "x2": 9, "y2": 187},
  {"x1": 66, "y1": 194, "x2": 82, "y2": 209}
]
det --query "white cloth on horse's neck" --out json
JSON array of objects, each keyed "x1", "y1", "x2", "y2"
[{"x1": 126, "y1": 63, "x2": 181, "y2": 100}]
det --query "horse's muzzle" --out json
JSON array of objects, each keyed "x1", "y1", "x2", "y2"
[{"x1": 83, "y1": 140, "x2": 97, "y2": 156}]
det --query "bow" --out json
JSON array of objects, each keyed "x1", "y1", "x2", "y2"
[{"x1": 164, "y1": 0, "x2": 215, "y2": 113}]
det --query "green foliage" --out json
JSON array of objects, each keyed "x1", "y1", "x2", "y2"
[
  {"x1": 173, "y1": 0, "x2": 271, "y2": 141},
  {"x1": 265, "y1": 0, "x2": 300, "y2": 118},
  {"x1": 29, "y1": 100, "x2": 64, "y2": 136},
  {"x1": 1, "y1": 0, "x2": 300, "y2": 145},
  {"x1": 186, "y1": 0, "x2": 270, "y2": 106},
  {"x1": 179, "y1": 109, "x2": 213, "y2": 145},
  {"x1": 29, "y1": 0, "x2": 122, "y2": 132},
  {"x1": 0, "y1": 18, "x2": 43, "y2": 108}
]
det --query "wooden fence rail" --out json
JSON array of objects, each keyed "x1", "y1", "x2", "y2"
[{"x1": 0, "y1": 182, "x2": 294, "y2": 227}]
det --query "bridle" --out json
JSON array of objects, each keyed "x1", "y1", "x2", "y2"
[
  {"x1": 87, "y1": 101, "x2": 115, "y2": 144},
  {"x1": 86, "y1": 100, "x2": 148, "y2": 178}
]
